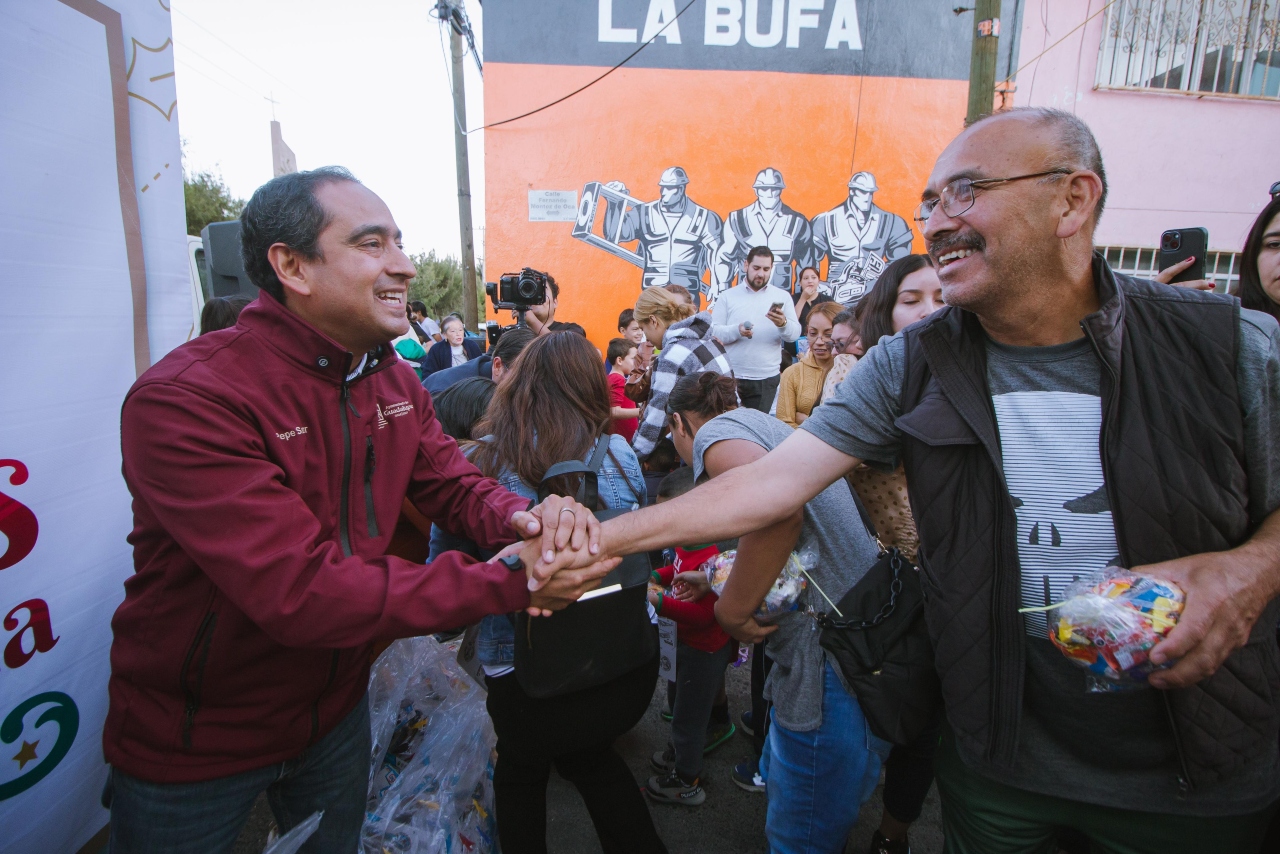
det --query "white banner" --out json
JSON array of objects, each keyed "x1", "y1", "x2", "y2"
[{"x1": 0, "y1": 0, "x2": 189, "y2": 850}]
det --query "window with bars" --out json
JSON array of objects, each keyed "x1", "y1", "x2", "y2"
[
  {"x1": 1099, "y1": 245, "x2": 1241, "y2": 292},
  {"x1": 1096, "y1": 0, "x2": 1280, "y2": 99}
]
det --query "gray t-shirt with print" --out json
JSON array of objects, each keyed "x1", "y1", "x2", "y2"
[
  {"x1": 801, "y1": 307, "x2": 1280, "y2": 815},
  {"x1": 693, "y1": 408, "x2": 880, "y2": 732}
]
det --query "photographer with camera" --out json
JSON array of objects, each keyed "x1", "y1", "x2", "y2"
[{"x1": 486, "y1": 267, "x2": 561, "y2": 337}]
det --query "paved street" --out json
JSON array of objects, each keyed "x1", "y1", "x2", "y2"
[{"x1": 233, "y1": 651, "x2": 943, "y2": 854}]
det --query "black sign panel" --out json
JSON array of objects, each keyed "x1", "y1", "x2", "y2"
[{"x1": 484, "y1": 0, "x2": 986, "y2": 80}]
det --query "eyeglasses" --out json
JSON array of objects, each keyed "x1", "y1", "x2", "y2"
[{"x1": 914, "y1": 169, "x2": 1074, "y2": 224}]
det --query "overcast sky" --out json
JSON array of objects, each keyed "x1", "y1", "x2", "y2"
[{"x1": 172, "y1": 0, "x2": 485, "y2": 261}]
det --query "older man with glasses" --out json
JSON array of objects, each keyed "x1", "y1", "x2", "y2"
[{"x1": 535, "y1": 107, "x2": 1280, "y2": 854}]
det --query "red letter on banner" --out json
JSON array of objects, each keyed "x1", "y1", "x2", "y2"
[
  {"x1": 4, "y1": 599, "x2": 59, "y2": 669},
  {"x1": 0, "y1": 460, "x2": 39, "y2": 570}
]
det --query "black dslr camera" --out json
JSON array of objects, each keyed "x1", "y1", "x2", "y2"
[
  {"x1": 486, "y1": 267, "x2": 548, "y2": 312},
  {"x1": 485, "y1": 267, "x2": 549, "y2": 346}
]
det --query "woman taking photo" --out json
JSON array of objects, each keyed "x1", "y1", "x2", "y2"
[
  {"x1": 421, "y1": 315, "x2": 482, "y2": 377},
  {"x1": 776, "y1": 301, "x2": 843, "y2": 428},
  {"x1": 630, "y1": 286, "x2": 733, "y2": 462},
  {"x1": 429, "y1": 332, "x2": 664, "y2": 854},
  {"x1": 665, "y1": 371, "x2": 886, "y2": 852}
]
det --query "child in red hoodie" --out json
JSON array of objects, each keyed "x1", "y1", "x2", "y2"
[{"x1": 645, "y1": 467, "x2": 738, "y2": 807}]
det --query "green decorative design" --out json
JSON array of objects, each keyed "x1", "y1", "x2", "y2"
[{"x1": 0, "y1": 692, "x2": 79, "y2": 800}]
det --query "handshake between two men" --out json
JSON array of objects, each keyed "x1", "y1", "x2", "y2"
[{"x1": 498, "y1": 495, "x2": 619, "y2": 617}]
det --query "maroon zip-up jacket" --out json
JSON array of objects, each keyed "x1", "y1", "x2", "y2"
[{"x1": 105, "y1": 295, "x2": 531, "y2": 783}]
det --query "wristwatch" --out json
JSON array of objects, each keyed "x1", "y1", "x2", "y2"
[{"x1": 499, "y1": 553, "x2": 525, "y2": 573}]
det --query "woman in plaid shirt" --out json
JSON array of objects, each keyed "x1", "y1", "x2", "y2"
[{"x1": 630, "y1": 287, "x2": 734, "y2": 461}]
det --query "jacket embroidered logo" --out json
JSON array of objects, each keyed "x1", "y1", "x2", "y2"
[
  {"x1": 383, "y1": 401, "x2": 413, "y2": 419},
  {"x1": 274, "y1": 426, "x2": 309, "y2": 441}
]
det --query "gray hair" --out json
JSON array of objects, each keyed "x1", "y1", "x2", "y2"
[
  {"x1": 239, "y1": 166, "x2": 361, "y2": 301},
  {"x1": 973, "y1": 107, "x2": 1108, "y2": 221}
]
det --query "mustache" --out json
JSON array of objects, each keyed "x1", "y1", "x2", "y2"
[{"x1": 927, "y1": 232, "x2": 985, "y2": 261}]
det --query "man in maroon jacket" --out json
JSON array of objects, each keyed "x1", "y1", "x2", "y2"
[{"x1": 104, "y1": 167, "x2": 612, "y2": 852}]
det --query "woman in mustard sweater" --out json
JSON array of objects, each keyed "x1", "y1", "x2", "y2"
[{"x1": 775, "y1": 301, "x2": 842, "y2": 428}]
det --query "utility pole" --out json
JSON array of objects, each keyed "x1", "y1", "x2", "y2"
[
  {"x1": 437, "y1": 0, "x2": 482, "y2": 332},
  {"x1": 965, "y1": 0, "x2": 1002, "y2": 125}
]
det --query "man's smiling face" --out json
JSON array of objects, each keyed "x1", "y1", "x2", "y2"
[
  {"x1": 297, "y1": 181, "x2": 414, "y2": 353},
  {"x1": 921, "y1": 114, "x2": 1067, "y2": 313}
]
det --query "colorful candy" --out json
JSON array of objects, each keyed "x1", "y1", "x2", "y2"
[
  {"x1": 704, "y1": 549, "x2": 810, "y2": 621},
  {"x1": 1048, "y1": 570, "x2": 1184, "y2": 691}
]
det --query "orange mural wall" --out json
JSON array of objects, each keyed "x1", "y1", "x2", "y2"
[{"x1": 485, "y1": 61, "x2": 967, "y2": 347}]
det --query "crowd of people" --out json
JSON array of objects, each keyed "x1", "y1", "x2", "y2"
[{"x1": 102, "y1": 106, "x2": 1280, "y2": 854}]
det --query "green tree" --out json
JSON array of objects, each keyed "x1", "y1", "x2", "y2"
[
  {"x1": 184, "y1": 169, "x2": 245, "y2": 236},
  {"x1": 407, "y1": 251, "x2": 485, "y2": 327}
]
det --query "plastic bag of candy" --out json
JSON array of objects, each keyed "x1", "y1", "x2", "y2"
[
  {"x1": 1046, "y1": 570, "x2": 1185, "y2": 692},
  {"x1": 703, "y1": 546, "x2": 815, "y2": 621},
  {"x1": 361, "y1": 636, "x2": 499, "y2": 854}
]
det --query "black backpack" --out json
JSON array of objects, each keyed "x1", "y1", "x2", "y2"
[{"x1": 512, "y1": 437, "x2": 657, "y2": 698}]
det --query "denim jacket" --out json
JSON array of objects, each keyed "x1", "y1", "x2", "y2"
[{"x1": 428, "y1": 433, "x2": 647, "y2": 669}]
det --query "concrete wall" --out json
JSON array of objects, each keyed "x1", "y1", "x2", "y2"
[{"x1": 1014, "y1": 0, "x2": 1280, "y2": 253}]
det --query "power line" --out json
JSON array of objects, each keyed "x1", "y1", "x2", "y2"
[
  {"x1": 1002, "y1": 0, "x2": 1119, "y2": 89},
  {"x1": 173, "y1": 39, "x2": 270, "y2": 102},
  {"x1": 174, "y1": 57, "x2": 261, "y2": 105},
  {"x1": 473, "y1": 0, "x2": 697, "y2": 133},
  {"x1": 173, "y1": 7, "x2": 300, "y2": 96}
]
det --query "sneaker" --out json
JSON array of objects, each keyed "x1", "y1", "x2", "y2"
[
  {"x1": 646, "y1": 770, "x2": 706, "y2": 806},
  {"x1": 650, "y1": 744, "x2": 675, "y2": 774},
  {"x1": 702, "y1": 722, "x2": 736, "y2": 754},
  {"x1": 739, "y1": 710, "x2": 755, "y2": 736},
  {"x1": 866, "y1": 831, "x2": 911, "y2": 854},
  {"x1": 731, "y1": 758, "x2": 765, "y2": 793}
]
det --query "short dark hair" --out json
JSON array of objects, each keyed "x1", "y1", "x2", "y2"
[
  {"x1": 545, "y1": 273, "x2": 560, "y2": 300},
  {"x1": 972, "y1": 107, "x2": 1109, "y2": 221},
  {"x1": 831, "y1": 309, "x2": 856, "y2": 329},
  {"x1": 239, "y1": 166, "x2": 361, "y2": 302},
  {"x1": 548, "y1": 321, "x2": 587, "y2": 337},
  {"x1": 618, "y1": 308, "x2": 635, "y2": 330},
  {"x1": 607, "y1": 337, "x2": 637, "y2": 363},
  {"x1": 657, "y1": 466, "x2": 696, "y2": 500},
  {"x1": 799, "y1": 266, "x2": 821, "y2": 281},
  {"x1": 199, "y1": 295, "x2": 252, "y2": 335},
  {"x1": 432, "y1": 376, "x2": 495, "y2": 441},
  {"x1": 410, "y1": 300, "x2": 427, "y2": 315},
  {"x1": 491, "y1": 326, "x2": 536, "y2": 366},
  {"x1": 746, "y1": 245, "x2": 774, "y2": 264}
]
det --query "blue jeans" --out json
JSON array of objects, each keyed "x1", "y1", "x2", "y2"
[
  {"x1": 760, "y1": 663, "x2": 888, "y2": 853},
  {"x1": 105, "y1": 695, "x2": 370, "y2": 854}
]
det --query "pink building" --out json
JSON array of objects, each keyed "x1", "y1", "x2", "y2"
[{"x1": 1012, "y1": 0, "x2": 1280, "y2": 290}]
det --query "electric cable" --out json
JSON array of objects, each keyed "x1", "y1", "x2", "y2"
[
  {"x1": 471, "y1": 0, "x2": 697, "y2": 133},
  {"x1": 173, "y1": 7, "x2": 300, "y2": 96},
  {"x1": 1003, "y1": 0, "x2": 1119, "y2": 90}
]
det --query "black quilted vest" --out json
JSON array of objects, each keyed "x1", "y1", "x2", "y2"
[{"x1": 898, "y1": 254, "x2": 1280, "y2": 789}]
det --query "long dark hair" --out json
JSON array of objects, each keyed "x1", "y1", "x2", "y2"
[
  {"x1": 1239, "y1": 197, "x2": 1280, "y2": 324},
  {"x1": 470, "y1": 332, "x2": 612, "y2": 489},
  {"x1": 856, "y1": 254, "x2": 935, "y2": 349},
  {"x1": 199, "y1": 295, "x2": 251, "y2": 335}
]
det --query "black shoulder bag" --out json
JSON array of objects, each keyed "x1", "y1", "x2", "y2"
[
  {"x1": 512, "y1": 438, "x2": 657, "y2": 698},
  {"x1": 816, "y1": 482, "x2": 941, "y2": 745}
]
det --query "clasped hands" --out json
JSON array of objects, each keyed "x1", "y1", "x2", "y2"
[{"x1": 497, "y1": 496, "x2": 618, "y2": 617}]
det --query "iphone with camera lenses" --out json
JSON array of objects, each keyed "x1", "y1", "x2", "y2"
[{"x1": 1157, "y1": 228, "x2": 1208, "y2": 283}]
